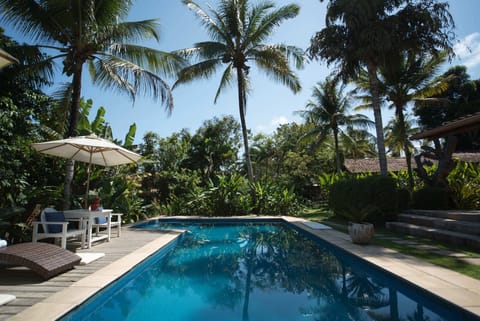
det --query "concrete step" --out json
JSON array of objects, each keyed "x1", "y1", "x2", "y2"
[
  {"x1": 402, "y1": 209, "x2": 480, "y2": 222},
  {"x1": 398, "y1": 214, "x2": 480, "y2": 236},
  {"x1": 385, "y1": 222, "x2": 480, "y2": 249}
]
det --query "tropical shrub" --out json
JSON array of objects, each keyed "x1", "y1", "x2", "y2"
[
  {"x1": 202, "y1": 174, "x2": 251, "y2": 216},
  {"x1": 396, "y1": 188, "x2": 411, "y2": 210},
  {"x1": 317, "y1": 172, "x2": 348, "y2": 204},
  {"x1": 389, "y1": 169, "x2": 423, "y2": 191},
  {"x1": 412, "y1": 186, "x2": 450, "y2": 209},
  {"x1": 252, "y1": 182, "x2": 301, "y2": 216},
  {"x1": 161, "y1": 174, "x2": 251, "y2": 216},
  {"x1": 0, "y1": 206, "x2": 39, "y2": 244},
  {"x1": 99, "y1": 169, "x2": 148, "y2": 223},
  {"x1": 329, "y1": 175, "x2": 398, "y2": 224},
  {"x1": 447, "y1": 161, "x2": 480, "y2": 209}
]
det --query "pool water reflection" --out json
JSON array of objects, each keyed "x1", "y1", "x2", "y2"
[{"x1": 60, "y1": 221, "x2": 478, "y2": 321}]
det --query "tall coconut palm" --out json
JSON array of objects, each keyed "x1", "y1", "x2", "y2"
[
  {"x1": 0, "y1": 0, "x2": 184, "y2": 207},
  {"x1": 384, "y1": 114, "x2": 418, "y2": 157},
  {"x1": 356, "y1": 51, "x2": 448, "y2": 189},
  {"x1": 174, "y1": 0, "x2": 304, "y2": 185},
  {"x1": 298, "y1": 76, "x2": 373, "y2": 174},
  {"x1": 308, "y1": 0, "x2": 455, "y2": 175}
]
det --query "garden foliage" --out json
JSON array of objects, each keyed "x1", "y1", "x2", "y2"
[{"x1": 329, "y1": 175, "x2": 398, "y2": 223}]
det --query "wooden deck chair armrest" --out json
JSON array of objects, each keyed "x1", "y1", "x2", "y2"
[
  {"x1": 32, "y1": 221, "x2": 41, "y2": 233},
  {"x1": 33, "y1": 221, "x2": 69, "y2": 228}
]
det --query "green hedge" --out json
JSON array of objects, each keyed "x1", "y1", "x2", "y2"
[
  {"x1": 329, "y1": 175, "x2": 398, "y2": 224},
  {"x1": 412, "y1": 186, "x2": 450, "y2": 210}
]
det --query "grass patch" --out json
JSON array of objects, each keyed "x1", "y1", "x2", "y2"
[
  {"x1": 373, "y1": 235, "x2": 480, "y2": 280},
  {"x1": 298, "y1": 206, "x2": 334, "y2": 222},
  {"x1": 298, "y1": 206, "x2": 480, "y2": 281}
]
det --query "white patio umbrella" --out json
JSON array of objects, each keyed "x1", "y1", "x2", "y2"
[
  {"x1": 32, "y1": 134, "x2": 141, "y2": 208},
  {"x1": 0, "y1": 48, "x2": 19, "y2": 69}
]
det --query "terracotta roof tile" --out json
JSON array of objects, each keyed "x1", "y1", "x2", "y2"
[{"x1": 344, "y1": 153, "x2": 480, "y2": 173}]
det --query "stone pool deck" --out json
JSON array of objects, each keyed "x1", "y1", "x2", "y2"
[{"x1": 0, "y1": 216, "x2": 479, "y2": 320}]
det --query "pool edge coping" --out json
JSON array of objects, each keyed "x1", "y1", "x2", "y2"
[{"x1": 10, "y1": 215, "x2": 480, "y2": 320}]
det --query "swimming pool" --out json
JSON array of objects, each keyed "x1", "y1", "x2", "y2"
[{"x1": 60, "y1": 219, "x2": 480, "y2": 321}]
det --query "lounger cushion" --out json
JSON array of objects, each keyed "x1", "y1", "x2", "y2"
[
  {"x1": 94, "y1": 216, "x2": 107, "y2": 224},
  {"x1": 44, "y1": 211, "x2": 66, "y2": 233}
]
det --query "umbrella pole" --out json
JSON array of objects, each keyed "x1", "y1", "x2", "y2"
[{"x1": 85, "y1": 163, "x2": 91, "y2": 209}]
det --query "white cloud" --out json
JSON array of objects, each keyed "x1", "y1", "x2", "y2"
[
  {"x1": 255, "y1": 115, "x2": 291, "y2": 134},
  {"x1": 272, "y1": 116, "x2": 289, "y2": 127},
  {"x1": 453, "y1": 32, "x2": 480, "y2": 69}
]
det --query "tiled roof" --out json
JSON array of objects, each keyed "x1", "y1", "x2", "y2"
[
  {"x1": 344, "y1": 153, "x2": 480, "y2": 173},
  {"x1": 344, "y1": 158, "x2": 414, "y2": 173},
  {"x1": 410, "y1": 112, "x2": 480, "y2": 140}
]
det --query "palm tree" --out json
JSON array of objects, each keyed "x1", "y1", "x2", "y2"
[
  {"x1": 174, "y1": 0, "x2": 304, "y2": 185},
  {"x1": 0, "y1": 0, "x2": 184, "y2": 207},
  {"x1": 308, "y1": 0, "x2": 455, "y2": 175},
  {"x1": 356, "y1": 51, "x2": 448, "y2": 189},
  {"x1": 298, "y1": 77, "x2": 373, "y2": 174},
  {"x1": 340, "y1": 127, "x2": 377, "y2": 160},
  {"x1": 384, "y1": 114, "x2": 417, "y2": 157}
]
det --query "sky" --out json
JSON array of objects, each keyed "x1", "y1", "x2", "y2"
[{"x1": 3, "y1": 1, "x2": 480, "y2": 143}]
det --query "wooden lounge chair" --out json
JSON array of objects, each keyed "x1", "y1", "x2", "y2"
[
  {"x1": 32, "y1": 208, "x2": 86, "y2": 249},
  {"x1": 0, "y1": 242, "x2": 81, "y2": 279}
]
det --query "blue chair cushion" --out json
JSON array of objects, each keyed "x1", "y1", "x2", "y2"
[
  {"x1": 94, "y1": 207, "x2": 107, "y2": 224},
  {"x1": 44, "y1": 211, "x2": 65, "y2": 233},
  {"x1": 94, "y1": 216, "x2": 107, "y2": 224}
]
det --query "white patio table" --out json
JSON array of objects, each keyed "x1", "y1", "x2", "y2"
[{"x1": 63, "y1": 209, "x2": 113, "y2": 249}]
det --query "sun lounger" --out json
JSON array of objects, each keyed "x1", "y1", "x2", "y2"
[{"x1": 0, "y1": 242, "x2": 81, "y2": 279}]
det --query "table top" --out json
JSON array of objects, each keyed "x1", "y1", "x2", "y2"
[{"x1": 64, "y1": 209, "x2": 113, "y2": 218}]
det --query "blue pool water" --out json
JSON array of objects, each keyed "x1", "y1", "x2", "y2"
[{"x1": 60, "y1": 220, "x2": 479, "y2": 321}]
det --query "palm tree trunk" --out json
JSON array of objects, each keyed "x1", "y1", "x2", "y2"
[
  {"x1": 366, "y1": 62, "x2": 388, "y2": 175},
  {"x1": 63, "y1": 64, "x2": 83, "y2": 209},
  {"x1": 242, "y1": 246, "x2": 254, "y2": 321},
  {"x1": 389, "y1": 287, "x2": 399, "y2": 321},
  {"x1": 396, "y1": 108, "x2": 414, "y2": 190},
  {"x1": 236, "y1": 68, "x2": 255, "y2": 185},
  {"x1": 333, "y1": 127, "x2": 341, "y2": 174},
  {"x1": 68, "y1": 64, "x2": 82, "y2": 138}
]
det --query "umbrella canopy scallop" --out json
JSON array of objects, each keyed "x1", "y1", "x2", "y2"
[{"x1": 31, "y1": 134, "x2": 141, "y2": 166}]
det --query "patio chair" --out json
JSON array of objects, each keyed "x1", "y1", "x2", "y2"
[
  {"x1": 92, "y1": 212, "x2": 122, "y2": 238},
  {"x1": 32, "y1": 208, "x2": 86, "y2": 249},
  {"x1": 0, "y1": 242, "x2": 81, "y2": 279}
]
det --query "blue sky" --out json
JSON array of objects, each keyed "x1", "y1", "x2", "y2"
[{"x1": 4, "y1": 1, "x2": 480, "y2": 143}]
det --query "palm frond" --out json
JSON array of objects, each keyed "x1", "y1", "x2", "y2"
[
  {"x1": 253, "y1": 46, "x2": 301, "y2": 93},
  {"x1": 173, "y1": 59, "x2": 222, "y2": 89},
  {"x1": 107, "y1": 44, "x2": 186, "y2": 76},
  {"x1": 93, "y1": 0, "x2": 133, "y2": 25},
  {"x1": 248, "y1": 3, "x2": 299, "y2": 46},
  {"x1": 191, "y1": 41, "x2": 228, "y2": 60},
  {"x1": 214, "y1": 63, "x2": 234, "y2": 103},
  {"x1": 90, "y1": 55, "x2": 174, "y2": 113},
  {"x1": 104, "y1": 19, "x2": 161, "y2": 44},
  {"x1": 0, "y1": 0, "x2": 68, "y2": 44},
  {"x1": 183, "y1": 0, "x2": 230, "y2": 45}
]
